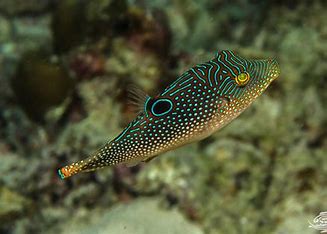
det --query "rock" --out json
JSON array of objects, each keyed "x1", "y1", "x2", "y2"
[
  {"x1": 0, "y1": 16, "x2": 11, "y2": 43},
  {"x1": 105, "y1": 38, "x2": 162, "y2": 93},
  {"x1": 0, "y1": 150, "x2": 30, "y2": 190},
  {"x1": 51, "y1": 0, "x2": 128, "y2": 53},
  {"x1": 12, "y1": 16, "x2": 52, "y2": 52},
  {"x1": 0, "y1": 187, "x2": 31, "y2": 223},
  {"x1": 53, "y1": 77, "x2": 123, "y2": 164},
  {"x1": 55, "y1": 198, "x2": 203, "y2": 234},
  {"x1": 0, "y1": 0, "x2": 51, "y2": 15},
  {"x1": 51, "y1": 0, "x2": 88, "y2": 53}
]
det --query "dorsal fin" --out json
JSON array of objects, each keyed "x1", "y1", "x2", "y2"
[{"x1": 127, "y1": 84, "x2": 150, "y2": 114}]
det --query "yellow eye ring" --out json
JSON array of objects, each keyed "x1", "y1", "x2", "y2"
[{"x1": 235, "y1": 72, "x2": 250, "y2": 86}]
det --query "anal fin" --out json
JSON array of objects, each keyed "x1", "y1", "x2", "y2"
[
  {"x1": 143, "y1": 155, "x2": 158, "y2": 163},
  {"x1": 124, "y1": 155, "x2": 158, "y2": 167},
  {"x1": 125, "y1": 157, "x2": 144, "y2": 167}
]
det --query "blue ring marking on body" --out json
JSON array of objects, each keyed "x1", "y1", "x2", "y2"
[
  {"x1": 169, "y1": 83, "x2": 191, "y2": 96},
  {"x1": 228, "y1": 85, "x2": 237, "y2": 95},
  {"x1": 115, "y1": 123, "x2": 132, "y2": 142},
  {"x1": 161, "y1": 83, "x2": 176, "y2": 96},
  {"x1": 206, "y1": 63, "x2": 213, "y2": 87},
  {"x1": 151, "y1": 98, "x2": 173, "y2": 117},
  {"x1": 198, "y1": 65, "x2": 207, "y2": 76},
  {"x1": 132, "y1": 120, "x2": 140, "y2": 126},
  {"x1": 211, "y1": 60, "x2": 221, "y2": 85},
  {"x1": 199, "y1": 68, "x2": 205, "y2": 76},
  {"x1": 220, "y1": 51, "x2": 237, "y2": 77},
  {"x1": 144, "y1": 96, "x2": 151, "y2": 117},
  {"x1": 191, "y1": 68, "x2": 206, "y2": 83},
  {"x1": 221, "y1": 81, "x2": 234, "y2": 95},
  {"x1": 140, "y1": 120, "x2": 147, "y2": 125},
  {"x1": 161, "y1": 74, "x2": 191, "y2": 96},
  {"x1": 179, "y1": 77, "x2": 194, "y2": 86},
  {"x1": 229, "y1": 53, "x2": 246, "y2": 71},
  {"x1": 224, "y1": 83, "x2": 234, "y2": 94},
  {"x1": 223, "y1": 51, "x2": 241, "y2": 75},
  {"x1": 218, "y1": 77, "x2": 231, "y2": 90},
  {"x1": 171, "y1": 72, "x2": 189, "y2": 86},
  {"x1": 224, "y1": 82, "x2": 234, "y2": 93},
  {"x1": 161, "y1": 73, "x2": 191, "y2": 96},
  {"x1": 130, "y1": 128, "x2": 140, "y2": 133}
]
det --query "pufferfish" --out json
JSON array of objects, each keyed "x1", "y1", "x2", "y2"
[{"x1": 58, "y1": 50, "x2": 280, "y2": 179}]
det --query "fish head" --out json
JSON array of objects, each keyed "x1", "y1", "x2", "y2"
[{"x1": 215, "y1": 51, "x2": 280, "y2": 111}]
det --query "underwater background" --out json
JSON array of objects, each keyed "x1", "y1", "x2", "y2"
[{"x1": 0, "y1": 0, "x2": 326, "y2": 233}]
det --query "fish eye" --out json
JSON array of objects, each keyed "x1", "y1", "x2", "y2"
[
  {"x1": 150, "y1": 98, "x2": 173, "y2": 117},
  {"x1": 235, "y1": 72, "x2": 250, "y2": 86}
]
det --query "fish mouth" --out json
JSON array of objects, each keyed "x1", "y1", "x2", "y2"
[{"x1": 267, "y1": 58, "x2": 280, "y2": 80}]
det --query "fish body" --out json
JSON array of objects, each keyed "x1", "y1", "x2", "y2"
[{"x1": 58, "y1": 50, "x2": 280, "y2": 179}]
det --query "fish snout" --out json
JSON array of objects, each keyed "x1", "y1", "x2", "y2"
[{"x1": 267, "y1": 58, "x2": 280, "y2": 80}]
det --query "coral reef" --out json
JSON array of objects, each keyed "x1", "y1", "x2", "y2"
[
  {"x1": 11, "y1": 51, "x2": 74, "y2": 121},
  {"x1": 0, "y1": 0, "x2": 325, "y2": 233},
  {"x1": 51, "y1": 0, "x2": 128, "y2": 53},
  {"x1": 0, "y1": 0, "x2": 51, "y2": 16},
  {"x1": 49, "y1": 199, "x2": 203, "y2": 234}
]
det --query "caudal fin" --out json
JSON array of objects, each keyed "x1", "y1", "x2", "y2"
[
  {"x1": 57, "y1": 142, "x2": 123, "y2": 179},
  {"x1": 57, "y1": 162, "x2": 83, "y2": 179}
]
